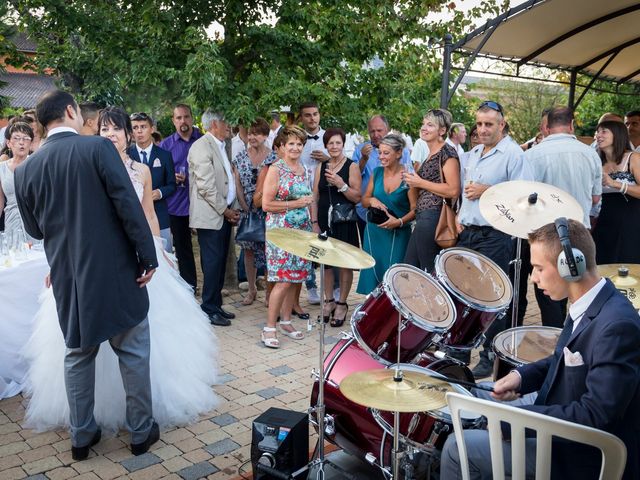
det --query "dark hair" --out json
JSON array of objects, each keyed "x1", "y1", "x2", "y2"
[
  {"x1": 249, "y1": 117, "x2": 270, "y2": 136},
  {"x1": 79, "y1": 102, "x2": 100, "y2": 122},
  {"x1": 323, "y1": 127, "x2": 346, "y2": 147},
  {"x1": 469, "y1": 124, "x2": 478, "y2": 138},
  {"x1": 151, "y1": 131, "x2": 163, "y2": 143},
  {"x1": 98, "y1": 106, "x2": 133, "y2": 146},
  {"x1": 528, "y1": 219, "x2": 596, "y2": 273},
  {"x1": 272, "y1": 130, "x2": 287, "y2": 150},
  {"x1": 547, "y1": 106, "x2": 574, "y2": 129},
  {"x1": 173, "y1": 103, "x2": 192, "y2": 116},
  {"x1": 625, "y1": 110, "x2": 640, "y2": 118},
  {"x1": 298, "y1": 101, "x2": 319, "y2": 114},
  {"x1": 596, "y1": 120, "x2": 629, "y2": 165},
  {"x1": 36, "y1": 90, "x2": 78, "y2": 128},
  {"x1": 503, "y1": 121, "x2": 510, "y2": 135},
  {"x1": 130, "y1": 111, "x2": 153, "y2": 126},
  {"x1": 6, "y1": 121, "x2": 34, "y2": 141}
]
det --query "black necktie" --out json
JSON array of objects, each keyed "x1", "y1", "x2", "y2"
[
  {"x1": 308, "y1": 135, "x2": 319, "y2": 140},
  {"x1": 535, "y1": 314, "x2": 574, "y2": 405},
  {"x1": 140, "y1": 150, "x2": 148, "y2": 165}
]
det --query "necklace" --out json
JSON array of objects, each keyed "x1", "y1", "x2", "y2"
[{"x1": 328, "y1": 156, "x2": 346, "y2": 173}]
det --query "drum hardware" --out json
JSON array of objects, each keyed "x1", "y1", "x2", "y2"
[
  {"x1": 266, "y1": 229, "x2": 376, "y2": 480},
  {"x1": 597, "y1": 264, "x2": 640, "y2": 310},
  {"x1": 377, "y1": 342, "x2": 389, "y2": 355}
]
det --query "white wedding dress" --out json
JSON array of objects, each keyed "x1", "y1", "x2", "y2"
[{"x1": 22, "y1": 159, "x2": 219, "y2": 433}]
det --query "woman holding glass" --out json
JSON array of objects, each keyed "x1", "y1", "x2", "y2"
[
  {"x1": 403, "y1": 109, "x2": 460, "y2": 271},
  {"x1": 233, "y1": 118, "x2": 277, "y2": 305},
  {"x1": 357, "y1": 133, "x2": 417, "y2": 295},
  {"x1": 262, "y1": 126, "x2": 313, "y2": 348},
  {"x1": 311, "y1": 128, "x2": 361, "y2": 326}
]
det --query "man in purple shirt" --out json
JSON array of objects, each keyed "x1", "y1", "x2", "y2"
[{"x1": 159, "y1": 104, "x2": 202, "y2": 290}]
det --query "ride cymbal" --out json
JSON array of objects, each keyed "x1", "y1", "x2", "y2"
[
  {"x1": 479, "y1": 181, "x2": 583, "y2": 239},
  {"x1": 339, "y1": 368, "x2": 453, "y2": 412},
  {"x1": 597, "y1": 264, "x2": 640, "y2": 309},
  {"x1": 266, "y1": 228, "x2": 375, "y2": 269}
]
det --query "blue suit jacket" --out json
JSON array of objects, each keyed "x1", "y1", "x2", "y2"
[
  {"x1": 128, "y1": 144, "x2": 176, "y2": 229},
  {"x1": 517, "y1": 279, "x2": 640, "y2": 479}
]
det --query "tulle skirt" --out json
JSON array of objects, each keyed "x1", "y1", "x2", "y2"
[{"x1": 22, "y1": 243, "x2": 219, "y2": 433}]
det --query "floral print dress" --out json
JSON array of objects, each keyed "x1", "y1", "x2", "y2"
[{"x1": 265, "y1": 159, "x2": 312, "y2": 282}]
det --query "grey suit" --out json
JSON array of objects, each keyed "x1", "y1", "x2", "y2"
[{"x1": 15, "y1": 131, "x2": 158, "y2": 447}]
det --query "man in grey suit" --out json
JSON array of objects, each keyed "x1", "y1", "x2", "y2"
[
  {"x1": 188, "y1": 110, "x2": 240, "y2": 326},
  {"x1": 14, "y1": 90, "x2": 160, "y2": 460}
]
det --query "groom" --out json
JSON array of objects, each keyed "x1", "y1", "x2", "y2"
[{"x1": 14, "y1": 90, "x2": 160, "y2": 460}]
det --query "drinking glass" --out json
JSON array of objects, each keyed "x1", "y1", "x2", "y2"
[{"x1": 178, "y1": 166, "x2": 187, "y2": 188}]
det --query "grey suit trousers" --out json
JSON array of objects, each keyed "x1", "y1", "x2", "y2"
[{"x1": 64, "y1": 318, "x2": 154, "y2": 447}]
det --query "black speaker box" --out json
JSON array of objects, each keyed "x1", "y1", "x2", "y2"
[{"x1": 251, "y1": 407, "x2": 308, "y2": 479}]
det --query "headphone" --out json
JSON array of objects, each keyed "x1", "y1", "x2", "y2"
[{"x1": 554, "y1": 217, "x2": 586, "y2": 282}]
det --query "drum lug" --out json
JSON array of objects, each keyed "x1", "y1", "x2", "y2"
[
  {"x1": 472, "y1": 334, "x2": 486, "y2": 350},
  {"x1": 370, "y1": 286, "x2": 383, "y2": 299},
  {"x1": 352, "y1": 309, "x2": 366, "y2": 321},
  {"x1": 462, "y1": 305, "x2": 471, "y2": 318},
  {"x1": 377, "y1": 342, "x2": 389, "y2": 356},
  {"x1": 310, "y1": 368, "x2": 319, "y2": 380},
  {"x1": 324, "y1": 414, "x2": 336, "y2": 436},
  {"x1": 365, "y1": 452, "x2": 378, "y2": 465}
]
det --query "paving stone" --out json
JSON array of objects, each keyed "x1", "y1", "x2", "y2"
[
  {"x1": 44, "y1": 467, "x2": 77, "y2": 480},
  {"x1": 255, "y1": 387, "x2": 286, "y2": 399},
  {"x1": 126, "y1": 464, "x2": 168, "y2": 480},
  {"x1": 24, "y1": 432, "x2": 61, "y2": 450},
  {"x1": 152, "y1": 445, "x2": 182, "y2": 461},
  {"x1": 173, "y1": 437, "x2": 204, "y2": 454},
  {"x1": 176, "y1": 461, "x2": 218, "y2": 480},
  {"x1": 0, "y1": 454, "x2": 24, "y2": 470},
  {"x1": 19, "y1": 446, "x2": 58, "y2": 464},
  {"x1": 203, "y1": 439, "x2": 240, "y2": 456},
  {"x1": 160, "y1": 456, "x2": 192, "y2": 473},
  {"x1": 181, "y1": 449, "x2": 211, "y2": 464},
  {"x1": 24, "y1": 475, "x2": 46, "y2": 480},
  {"x1": 119, "y1": 453, "x2": 161, "y2": 473},
  {"x1": 22, "y1": 456, "x2": 63, "y2": 476},
  {"x1": 267, "y1": 365, "x2": 295, "y2": 376},
  {"x1": 1, "y1": 466, "x2": 27, "y2": 479},
  {"x1": 214, "y1": 373, "x2": 236, "y2": 384},
  {"x1": 209, "y1": 414, "x2": 237, "y2": 427},
  {"x1": 0, "y1": 441, "x2": 29, "y2": 458}
]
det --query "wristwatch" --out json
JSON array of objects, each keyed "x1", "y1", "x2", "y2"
[{"x1": 338, "y1": 183, "x2": 349, "y2": 193}]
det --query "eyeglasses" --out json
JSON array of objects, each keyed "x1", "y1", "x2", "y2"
[
  {"x1": 10, "y1": 136, "x2": 33, "y2": 143},
  {"x1": 479, "y1": 101, "x2": 504, "y2": 114},
  {"x1": 130, "y1": 112, "x2": 152, "y2": 122}
]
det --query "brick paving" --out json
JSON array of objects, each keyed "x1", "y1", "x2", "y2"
[{"x1": 1, "y1": 275, "x2": 542, "y2": 479}]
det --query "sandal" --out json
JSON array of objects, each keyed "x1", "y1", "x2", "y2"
[
  {"x1": 331, "y1": 301, "x2": 349, "y2": 327},
  {"x1": 322, "y1": 299, "x2": 336, "y2": 324},
  {"x1": 291, "y1": 308, "x2": 310, "y2": 320},
  {"x1": 279, "y1": 321, "x2": 304, "y2": 340},
  {"x1": 261, "y1": 327, "x2": 280, "y2": 349},
  {"x1": 242, "y1": 290, "x2": 257, "y2": 306}
]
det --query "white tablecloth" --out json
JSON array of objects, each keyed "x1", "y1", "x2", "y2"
[{"x1": 0, "y1": 251, "x2": 49, "y2": 399}]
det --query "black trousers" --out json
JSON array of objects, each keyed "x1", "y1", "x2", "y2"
[
  {"x1": 197, "y1": 221, "x2": 231, "y2": 315},
  {"x1": 169, "y1": 214, "x2": 197, "y2": 290}
]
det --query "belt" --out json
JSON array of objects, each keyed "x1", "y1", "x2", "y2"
[{"x1": 463, "y1": 224, "x2": 494, "y2": 232}]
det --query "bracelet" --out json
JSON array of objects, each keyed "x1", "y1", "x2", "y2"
[
  {"x1": 619, "y1": 181, "x2": 628, "y2": 194},
  {"x1": 338, "y1": 183, "x2": 349, "y2": 193},
  {"x1": 399, "y1": 218, "x2": 404, "y2": 227},
  {"x1": 312, "y1": 220, "x2": 318, "y2": 224}
]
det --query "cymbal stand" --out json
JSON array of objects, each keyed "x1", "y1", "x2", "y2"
[
  {"x1": 510, "y1": 236, "x2": 523, "y2": 331},
  {"x1": 390, "y1": 309, "x2": 405, "y2": 480}
]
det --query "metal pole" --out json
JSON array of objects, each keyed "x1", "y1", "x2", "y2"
[
  {"x1": 316, "y1": 262, "x2": 326, "y2": 480},
  {"x1": 568, "y1": 70, "x2": 577, "y2": 109},
  {"x1": 440, "y1": 34, "x2": 453, "y2": 108}
]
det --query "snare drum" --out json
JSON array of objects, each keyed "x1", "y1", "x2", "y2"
[
  {"x1": 492, "y1": 326, "x2": 562, "y2": 380},
  {"x1": 351, "y1": 264, "x2": 456, "y2": 364},
  {"x1": 434, "y1": 247, "x2": 513, "y2": 350}
]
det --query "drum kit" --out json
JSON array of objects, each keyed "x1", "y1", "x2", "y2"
[{"x1": 265, "y1": 181, "x2": 587, "y2": 479}]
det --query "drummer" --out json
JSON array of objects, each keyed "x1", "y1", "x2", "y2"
[
  {"x1": 440, "y1": 219, "x2": 640, "y2": 480},
  {"x1": 457, "y1": 101, "x2": 533, "y2": 376}
]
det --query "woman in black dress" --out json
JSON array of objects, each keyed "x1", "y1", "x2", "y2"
[{"x1": 311, "y1": 128, "x2": 362, "y2": 326}]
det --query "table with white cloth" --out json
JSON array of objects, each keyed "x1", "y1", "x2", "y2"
[{"x1": 0, "y1": 250, "x2": 49, "y2": 399}]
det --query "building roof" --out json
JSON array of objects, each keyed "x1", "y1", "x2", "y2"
[
  {"x1": 0, "y1": 72, "x2": 57, "y2": 109},
  {"x1": 9, "y1": 32, "x2": 38, "y2": 53}
]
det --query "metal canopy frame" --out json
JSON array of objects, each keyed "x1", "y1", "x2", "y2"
[{"x1": 440, "y1": 0, "x2": 640, "y2": 109}]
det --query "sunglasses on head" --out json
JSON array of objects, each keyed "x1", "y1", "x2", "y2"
[
  {"x1": 130, "y1": 112, "x2": 152, "y2": 122},
  {"x1": 479, "y1": 101, "x2": 504, "y2": 114}
]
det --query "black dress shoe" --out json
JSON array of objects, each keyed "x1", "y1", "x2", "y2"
[
  {"x1": 131, "y1": 421, "x2": 160, "y2": 456},
  {"x1": 216, "y1": 307, "x2": 235, "y2": 320},
  {"x1": 71, "y1": 428, "x2": 101, "y2": 461},
  {"x1": 471, "y1": 357, "x2": 494, "y2": 379},
  {"x1": 209, "y1": 313, "x2": 231, "y2": 326}
]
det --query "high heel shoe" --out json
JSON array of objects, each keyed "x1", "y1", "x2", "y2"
[
  {"x1": 322, "y1": 299, "x2": 336, "y2": 324},
  {"x1": 331, "y1": 301, "x2": 349, "y2": 327},
  {"x1": 291, "y1": 308, "x2": 310, "y2": 320},
  {"x1": 261, "y1": 327, "x2": 280, "y2": 349},
  {"x1": 278, "y1": 321, "x2": 304, "y2": 340},
  {"x1": 242, "y1": 290, "x2": 257, "y2": 306}
]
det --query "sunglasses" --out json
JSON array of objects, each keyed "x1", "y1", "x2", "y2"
[
  {"x1": 479, "y1": 101, "x2": 504, "y2": 114},
  {"x1": 130, "y1": 112, "x2": 152, "y2": 122}
]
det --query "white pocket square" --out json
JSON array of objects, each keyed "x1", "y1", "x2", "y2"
[{"x1": 563, "y1": 347, "x2": 584, "y2": 367}]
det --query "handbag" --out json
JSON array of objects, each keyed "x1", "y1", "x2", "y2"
[
  {"x1": 367, "y1": 206, "x2": 395, "y2": 225},
  {"x1": 327, "y1": 175, "x2": 356, "y2": 227},
  {"x1": 236, "y1": 210, "x2": 265, "y2": 243},
  {"x1": 434, "y1": 157, "x2": 458, "y2": 249}
]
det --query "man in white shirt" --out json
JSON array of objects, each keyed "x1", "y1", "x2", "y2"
[
  {"x1": 266, "y1": 111, "x2": 283, "y2": 150},
  {"x1": 231, "y1": 125, "x2": 247, "y2": 161},
  {"x1": 624, "y1": 110, "x2": 640, "y2": 151},
  {"x1": 446, "y1": 122, "x2": 466, "y2": 157}
]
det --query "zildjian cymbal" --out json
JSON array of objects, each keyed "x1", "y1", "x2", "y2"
[
  {"x1": 339, "y1": 368, "x2": 454, "y2": 412},
  {"x1": 479, "y1": 181, "x2": 583, "y2": 239},
  {"x1": 597, "y1": 264, "x2": 640, "y2": 309},
  {"x1": 266, "y1": 228, "x2": 375, "y2": 269}
]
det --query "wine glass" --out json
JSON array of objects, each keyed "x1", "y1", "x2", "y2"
[
  {"x1": 177, "y1": 166, "x2": 187, "y2": 188},
  {"x1": 401, "y1": 161, "x2": 415, "y2": 189}
]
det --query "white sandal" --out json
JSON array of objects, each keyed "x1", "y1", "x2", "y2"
[
  {"x1": 261, "y1": 327, "x2": 280, "y2": 349},
  {"x1": 279, "y1": 321, "x2": 304, "y2": 340}
]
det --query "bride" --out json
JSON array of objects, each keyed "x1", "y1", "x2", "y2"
[{"x1": 23, "y1": 107, "x2": 219, "y2": 433}]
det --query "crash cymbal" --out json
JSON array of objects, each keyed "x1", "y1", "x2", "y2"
[
  {"x1": 597, "y1": 264, "x2": 640, "y2": 309},
  {"x1": 479, "y1": 181, "x2": 583, "y2": 239},
  {"x1": 339, "y1": 368, "x2": 453, "y2": 412},
  {"x1": 266, "y1": 228, "x2": 375, "y2": 269}
]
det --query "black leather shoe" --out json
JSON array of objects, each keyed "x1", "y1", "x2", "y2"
[
  {"x1": 471, "y1": 357, "x2": 494, "y2": 379},
  {"x1": 71, "y1": 428, "x2": 101, "y2": 461},
  {"x1": 209, "y1": 313, "x2": 231, "y2": 326},
  {"x1": 217, "y1": 307, "x2": 235, "y2": 320},
  {"x1": 131, "y1": 422, "x2": 160, "y2": 456}
]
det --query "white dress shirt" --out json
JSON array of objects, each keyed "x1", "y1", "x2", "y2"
[
  {"x1": 209, "y1": 133, "x2": 236, "y2": 207},
  {"x1": 48, "y1": 127, "x2": 78, "y2": 136},
  {"x1": 301, "y1": 128, "x2": 327, "y2": 184},
  {"x1": 569, "y1": 277, "x2": 606, "y2": 332}
]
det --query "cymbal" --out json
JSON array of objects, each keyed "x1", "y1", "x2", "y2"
[
  {"x1": 479, "y1": 181, "x2": 583, "y2": 239},
  {"x1": 266, "y1": 228, "x2": 375, "y2": 269},
  {"x1": 597, "y1": 264, "x2": 640, "y2": 309},
  {"x1": 339, "y1": 368, "x2": 453, "y2": 412}
]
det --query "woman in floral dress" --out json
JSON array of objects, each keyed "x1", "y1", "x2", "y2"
[
  {"x1": 261, "y1": 126, "x2": 313, "y2": 348},
  {"x1": 233, "y1": 118, "x2": 277, "y2": 305}
]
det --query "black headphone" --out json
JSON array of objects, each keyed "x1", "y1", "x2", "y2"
[{"x1": 554, "y1": 217, "x2": 586, "y2": 282}]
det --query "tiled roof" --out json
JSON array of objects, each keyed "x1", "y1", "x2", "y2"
[
  {"x1": 9, "y1": 32, "x2": 38, "y2": 53},
  {"x1": 0, "y1": 72, "x2": 57, "y2": 109}
]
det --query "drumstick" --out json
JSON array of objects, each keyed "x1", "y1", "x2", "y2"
[{"x1": 424, "y1": 372, "x2": 495, "y2": 393}]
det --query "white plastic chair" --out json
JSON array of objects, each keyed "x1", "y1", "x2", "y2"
[{"x1": 446, "y1": 392, "x2": 627, "y2": 480}]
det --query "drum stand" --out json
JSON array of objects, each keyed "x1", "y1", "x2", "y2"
[{"x1": 510, "y1": 237, "x2": 523, "y2": 330}]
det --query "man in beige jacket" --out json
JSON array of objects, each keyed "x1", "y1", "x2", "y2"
[{"x1": 188, "y1": 110, "x2": 240, "y2": 326}]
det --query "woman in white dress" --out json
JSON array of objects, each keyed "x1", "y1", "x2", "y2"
[{"x1": 23, "y1": 107, "x2": 218, "y2": 433}]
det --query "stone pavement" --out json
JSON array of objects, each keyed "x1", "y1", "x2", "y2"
[{"x1": 0, "y1": 277, "x2": 543, "y2": 480}]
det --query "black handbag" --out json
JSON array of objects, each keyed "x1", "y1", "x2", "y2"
[
  {"x1": 327, "y1": 177, "x2": 356, "y2": 227},
  {"x1": 367, "y1": 206, "x2": 397, "y2": 225},
  {"x1": 235, "y1": 210, "x2": 265, "y2": 243}
]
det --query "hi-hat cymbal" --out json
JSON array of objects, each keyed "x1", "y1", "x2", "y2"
[
  {"x1": 597, "y1": 264, "x2": 640, "y2": 309},
  {"x1": 339, "y1": 368, "x2": 453, "y2": 412},
  {"x1": 479, "y1": 181, "x2": 583, "y2": 239},
  {"x1": 266, "y1": 228, "x2": 375, "y2": 269}
]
